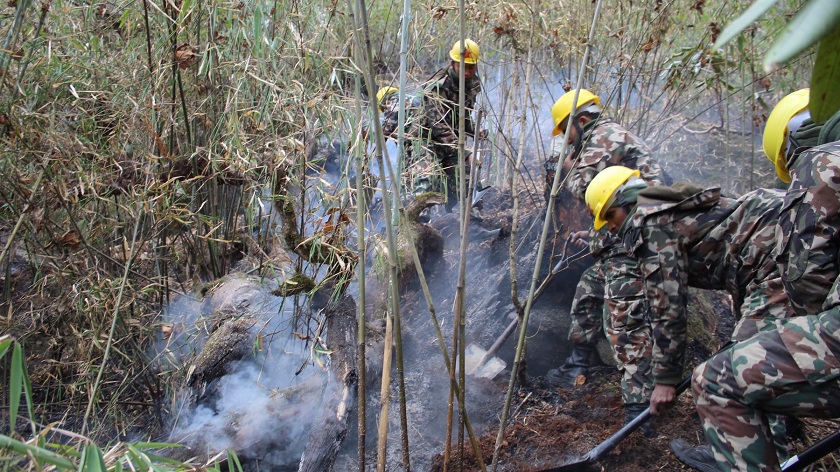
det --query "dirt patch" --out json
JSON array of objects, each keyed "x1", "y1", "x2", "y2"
[
  {"x1": 431, "y1": 363, "x2": 840, "y2": 472},
  {"x1": 431, "y1": 367, "x2": 705, "y2": 471}
]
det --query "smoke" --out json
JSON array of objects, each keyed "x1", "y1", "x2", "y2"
[{"x1": 161, "y1": 276, "x2": 331, "y2": 469}]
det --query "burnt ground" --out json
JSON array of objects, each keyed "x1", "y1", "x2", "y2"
[
  {"x1": 415, "y1": 182, "x2": 840, "y2": 472},
  {"x1": 431, "y1": 361, "x2": 712, "y2": 471},
  {"x1": 432, "y1": 365, "x2": 840, "y2": 472}
]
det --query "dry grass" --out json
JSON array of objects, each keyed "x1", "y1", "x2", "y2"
[{"x1": 0, "y1": 0, "x2": 813, "y2": 468}]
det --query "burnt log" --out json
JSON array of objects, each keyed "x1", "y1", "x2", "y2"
[
  {"x1": 297, "y1": 295, "x2": 357, "y2": 472},
  {"x1": 187, "y1": 316, "x2": 256, "y2": 388}
]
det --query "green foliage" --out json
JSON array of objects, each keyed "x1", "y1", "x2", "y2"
[
  {"x1": 810, "y1": 25, "x2": 840, "y2": 122},
  {"x1": 713, "y1": 0, "x2": 777, "y2": 50},
  {"x1": 764, "y1": 0, "x2": 840, "y2": 69},
  {"x1": 713, "y1": 0, "x2": 840, "y2": 121},
  {"x1": 0, "y1": 338, "x2": 244, "y2": 471}
]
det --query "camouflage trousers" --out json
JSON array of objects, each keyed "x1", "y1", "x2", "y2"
[
  {"x1": 568, "y1": 246, "x2": 654, "y2": 405},
  {"x1": 693, "y1": 311, "x2": 840, "y2": 471},
  {"x1": 411, "y1": 148, "x2": 470, "y2": 212}
]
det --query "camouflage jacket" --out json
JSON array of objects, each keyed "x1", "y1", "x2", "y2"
[
  {"x1": 418, "y1": 65, "x2": 481, "y2": 158},
  {"x1": 620, "y1": 186, "x2": 786, "y2": 384},
  {"x1": 564, "y1": 118, "x2": 663, "y2": 202},
  {"x1": 381, "y1": 93, "x2": 422, "y2": 140},
  {"x1": 561, "y1": 119, "x2": 663, "y2": 256},
  {"x1": 776, "y1": 141, "x2": 840, "y2": 315}
]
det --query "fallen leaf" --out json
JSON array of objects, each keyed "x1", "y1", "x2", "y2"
[
  {"x1": 709, "y1": 22, "x2": 720, "y2": 44},
  {"x1": 759, "y1": 76, "x2": 772, "y2": 92},
  {"x1": 175, "y1": 43, "x2": 199, "y2": 70},
  {"x1": 54, "y1": 231, "x2": 82, "y2": 249}
]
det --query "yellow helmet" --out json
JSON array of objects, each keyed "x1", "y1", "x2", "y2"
[
  {"x1": 551, "y1": 89, "x2": 601, "y2": 137},
  {"x1": 376, "y1": 86, "x2": 399, "y2": 111},
  {"x1": 763, "y1": 88, "x2": 809, "y2": 183},
  {"x1": 585, "y1": 166, "x2": 640, "y2": 230},
  {"x1": 449, "y1": 39, "x2": 480, "y2": 65}
]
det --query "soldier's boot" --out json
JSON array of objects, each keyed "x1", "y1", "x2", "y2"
[
  {"x1": 669, "y1": 438, "x2": 722, "y2": 472},
  {"x1": 545, "y1": 344, "x2": 593, "y2": 387},
  {"x1": 624, "y1": 403, "x2": 657, "y2": 438}
]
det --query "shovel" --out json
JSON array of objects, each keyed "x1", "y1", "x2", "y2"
[
  {"x1": 534, "y1": 376, "x2": 692, "y2": 471},
  {"x1": 465, "y1": 235, "x2": 589, "y2": 378},
  {"x1": 782, "y1": 427, "x2": 840, "y2": 471}
]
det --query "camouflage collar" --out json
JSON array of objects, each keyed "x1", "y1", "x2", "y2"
[
  {"x1": 580, "y1": 117, "x2": 612, "y2": 140},
  {"x1": 631, "y1": 186, "x2": 721, "y2": 222},
  {"x1": 446, "y1": 65, "x2": 481, "y2": 86}
]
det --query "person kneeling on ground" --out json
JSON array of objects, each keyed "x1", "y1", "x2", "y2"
[{"x1": 585, "y1": 166, "x2": 799, "y2": 470}]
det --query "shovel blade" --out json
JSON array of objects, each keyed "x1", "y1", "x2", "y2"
[
  {"x1": 464, "y1": 343, "x2": 506, "y2": 379},
  {"x1": 533, "y1": 454, "x2": 593, "y2": 471}
]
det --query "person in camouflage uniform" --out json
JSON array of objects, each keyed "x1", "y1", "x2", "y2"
[
  {"x1": 687, "y1": 92, "x2": 840, "y2": 472},
  {"x1": 373, "y1": 87, "x2": 422, "y2": 191},
  {"x1": 762, "y1": 89, "x2": 840, "y2": 316},
  {"x1": 584, "y1": 166, "x2": 796, "y2": 464},
  {"x1": 692, "y1": 298, "x2": 840, "y2": 472},
  {"x1": 544, "y1": 89, "x2": 663, "y2": 434},
  {"x1": 416, "y1": 39, "x2": 482, "y2": 211}
]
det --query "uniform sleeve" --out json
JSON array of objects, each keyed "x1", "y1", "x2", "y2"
[
  {"x1": 422, "y1": 86, "x2": 459, "y2": 148},
  {"x1": 610, "y1": 130, "x2": 662, "y2": 186},
  {"x1": 381, "y1": 97, "x2": 400, "y2": 138},
  {"x1": 463, "y1": 81, "x2": 481, "y2": 136},
  {"x1": 633, "y1": 224, "x2": 690, "y2": 385},
  {"x1": 565, "y1": 147, "x2": 607, "y2": 202},
  {"x1": 777, "y1": 152, "x2": 840, "y2": 315},
  {"x1": 636, "y1": 150, "x2": 663, "y2": 186}
]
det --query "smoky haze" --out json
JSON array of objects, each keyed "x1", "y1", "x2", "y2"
[{"x1": 159, "y1": 276, "x2": 330, "y2": 470}]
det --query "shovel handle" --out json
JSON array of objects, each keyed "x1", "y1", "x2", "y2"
[
  {"x1": 585, "y1": 376, "x2": 692, "y2": 462},
  {"x1": 781, "y1": 428, "x2": 840, "y2": 471}
]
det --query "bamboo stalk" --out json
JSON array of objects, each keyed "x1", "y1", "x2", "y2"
[
  {"x1": 376, "y1": 291, "x2": 394, "y2": 472},
  {"x1": 349, "y1": 0, "x2": 411, "y2": 468},
  {"x1": 455, "y1": 110, "x2": 483, "y2": 469},
  {"x1": 0, "y1": 0, "x2": 31, "y2": 95},
  {"x1": 398, "y1": 213, "x2": 486, "y2": 471},
  {"x1": 445, "y1": 9, "x2": 470, "y2": 465},
  {"x1": 0, "y1": 171, "x2": 43, "y2": 270},
  {"x1": 507, "y1": 38, "x2": 535, "y2": 328},
  {"x1": 397, "y1": 0, "x2": 411, "y2": 204},
  {"x1": 490, "y1": 1, "x2": 605, "y2": 470},
  {"x1": 11, "y1": 2, "x2": 48, "y2": 103},
  {"x1": 351, "y1": 46, "x2": 368, "y2": 472}
]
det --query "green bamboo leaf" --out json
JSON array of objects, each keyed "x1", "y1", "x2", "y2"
[
  {"x1": 810, "y1": 25, "x2": 840, "y2": 122},
  {"x1": 78, "y1": 444, "x2": 106, "y2": 472},
  {"x1": 20, "y1": 343, "x2": 35, "y2": 435},
  {"x1": 227, "y1": 450, "x2": 243, "y2": 472},
  {"x1": 764, "y1": 0, "x2": 840, "y2": 70},
  {"x1": 713, "y1": 0, "x2": 779, "y2": 50},
  {"x1": 0, "y1": 435, "x2": 76, "y2": 469},
  {"x1": 130, "y1": 442, "x2": 183, "y2": 450},
  {"x1": 0, "y1": 337, "x2": 12, "y2": 360},
  {"x1": 9, "y1": 343, "x2": 23, "y2": 432}
]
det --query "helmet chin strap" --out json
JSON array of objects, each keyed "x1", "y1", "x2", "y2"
[{"x1": 784, "y1": 109, "x2": 811, "y2": 164}]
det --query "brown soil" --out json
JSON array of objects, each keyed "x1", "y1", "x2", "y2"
[
  {"x1": 432, "y1": 366, "x2": 704, "y2": 472},
  {"x1": 432, "y1": 366, "x2": 840, "y2": 472}
]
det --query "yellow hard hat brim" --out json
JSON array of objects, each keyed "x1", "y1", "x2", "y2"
[
  {"x1": 593, "y1": 215, "x2": 607, "y2": 230},
  {"x1": 775, "y1": 158, "x2": 791, "y2": 183}
]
